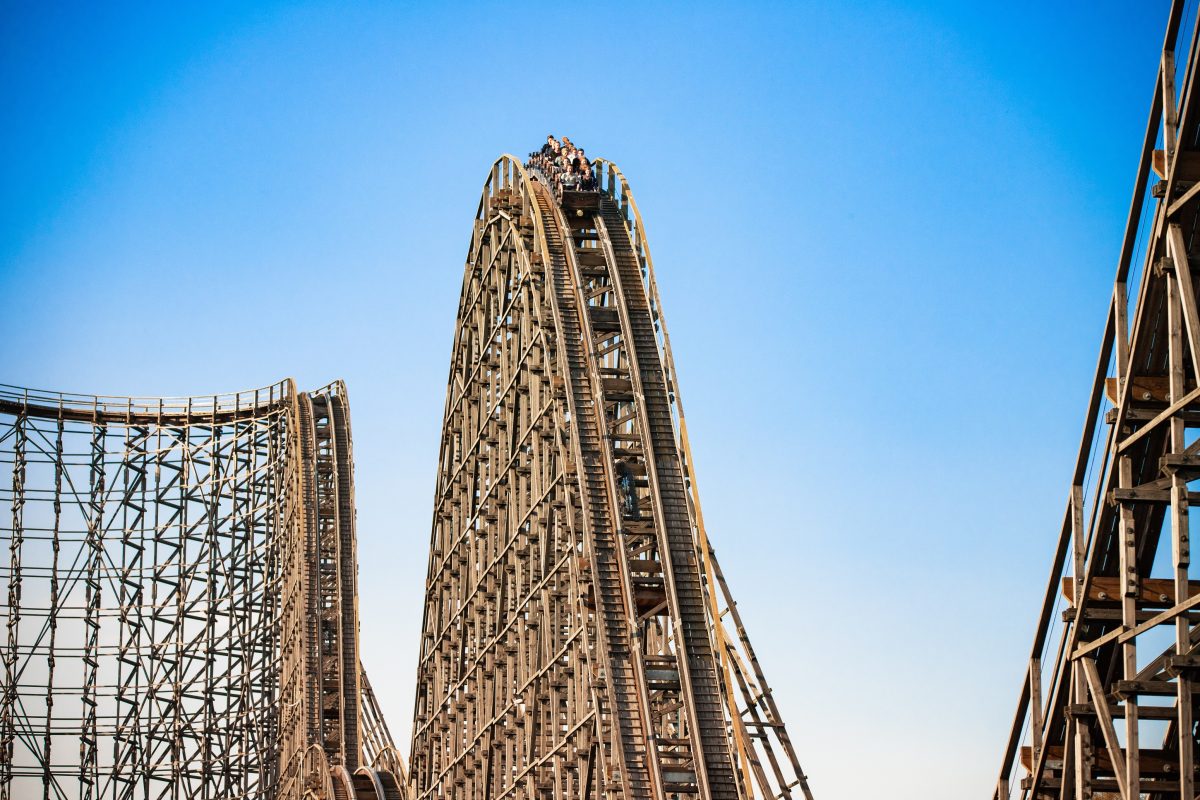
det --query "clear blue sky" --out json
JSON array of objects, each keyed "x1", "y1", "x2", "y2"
[{"x1": 0, "y1": 2, "x2": 1172, "y2": 797}]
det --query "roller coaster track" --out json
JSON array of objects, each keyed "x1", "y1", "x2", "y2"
[
  {"x1": 0, "y1": 381, "x2": 403, "y2": 800},
  {"x1": 0, "y1": 154, "x2": 813, "y2": 800},
  {"x1": 535, "y1": 182, "x2": 659, "y2": 800},
  {"x1": 995, "y1": 2, "x2": 1200, "y2": 797},
  {"x1": 410, "y1": 154, "x2": 813, "y2": 800}
]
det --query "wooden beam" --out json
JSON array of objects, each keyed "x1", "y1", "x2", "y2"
[
  {"x1": 1105, "y1": 375, "x2": 1175, "y2": 404},
  {"x1": 1081, "y1": 658, "x2": 1130, "y2": 800},
  {"x1": 1029, "y1": 658, "x2": 1044, "y2": 769},
  {"x1": 1117, "y1": 385, "x2": 1200, "y2": 452},
  {"x1": 1073, "y1": 590, "x2": 1200, "y2": 659},
  {"x1": 1165, "y1": 223, "x2": 1200, "y2": 378},
  {"x1": 1062, "y1": 575, "x2": 1200, "y2": 606}
]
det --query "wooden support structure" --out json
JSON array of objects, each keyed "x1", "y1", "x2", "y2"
[
  {"x1": 0, "y1": 382, "x2": 406, "y2": 800},
  {"x1": 409, "y1": 155, "x2": 814, "y2": 800},
  {"x1": 995, "y1": 3, "x2": 1200, "y2": 797}
]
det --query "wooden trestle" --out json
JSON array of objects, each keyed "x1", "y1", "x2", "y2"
[
  {"x1": 0, "y1": 381, "x2": 406, "y2": 800},
  {"x1": 995, "y1": 2, "x2": 1200, "y2": 798},
  {"x1": 409, "y1": 155, "x2": 813, "y2": 800}
]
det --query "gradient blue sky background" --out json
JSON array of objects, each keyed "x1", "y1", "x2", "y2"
[{"x1": 0, "y1": 2, "x2": 1174, "y2": 797}]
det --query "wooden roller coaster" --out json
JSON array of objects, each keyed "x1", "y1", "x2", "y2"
[
  {"x1": 0, "y1": 382, "x2": 404, "y2": 799},
  {"x1": 409, "y1": 155, "x2": 812, "y2": 800},
  {"x1": 0, "y1": 154, "x2": 813, "y2": 800}
]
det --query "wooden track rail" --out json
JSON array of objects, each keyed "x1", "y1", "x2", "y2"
[{"x1": 535, "y1": 182, "x2": 660, "y2": 800}]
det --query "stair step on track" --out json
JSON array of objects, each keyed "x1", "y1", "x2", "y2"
[
  {"x1": 533, "y1": 184, "x2": 655, "y2": 800},
  {"x1": 597, "y1": 195, "x2": 740, "y2": 798}
]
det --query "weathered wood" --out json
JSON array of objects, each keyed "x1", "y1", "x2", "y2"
[
  {"x1": 1022, "y1": 744, "x2": 1198, "y2": 776},
  {"x1": 1082, "y1": 658, "x2": 1130, "y2": 800},
  {"x1": 1061, "y1": 575, "x2": 1200, "y2": 606},
  {"x1": 1104, "y1": 374, "x2": 1175, "y2": 404},
  {"x1": 0, "y1": 379, "x2": 408, "y2": 798}
]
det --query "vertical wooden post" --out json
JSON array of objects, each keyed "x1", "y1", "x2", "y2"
[
  {"x1": 1114, "y1": 283, "x2": 1130, "y2": 389},
  {"x1": 1167, "y1": 250, "x2": 1195, "y2": 800},
  {"x1": 1118, "y1": 454, "x2": 1140, "y2": 798},
  {"x1": 1163, "y1": 49, "x2": 1179, "y2": 164},
  {"x1": 1069, "y1": 483, "x2": 1091, "y2": 800},
  {"x1": 1029, "y1": 658, "x2": 1044, "y2": 769},
  {"x1": 1071, "y1": 485, "x2": 1085, "y2": 605},
  {"x1": 1072, "y1": 664, "x2": 1092, "y2": 800}
]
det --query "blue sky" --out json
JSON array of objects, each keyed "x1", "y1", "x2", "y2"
[{"x1": 0, "y1": 2, "x2": 1172, "y2": 797}]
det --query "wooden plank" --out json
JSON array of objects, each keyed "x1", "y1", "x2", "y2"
[
  {"x1": 1062, "y1": 575, "x2": 1200, "y2": 606},
  {"x1": 1109, "y1": 486, "x2": 1200, "y2": 503},
  {"x1": 1105, "y1": 375, "x2": 1174, "y2": 404},
  {"x1": 1161, "y1": 453, "x2": 1200, "y2": 472},
  {"x1": 1021, "y1": 743, "x2": 1193, "y2": 776}
]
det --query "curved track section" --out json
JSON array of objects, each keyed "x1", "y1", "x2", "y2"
[
  {"x1": 0, "y1": 381, "x2": 402, "y2": 800},
  {"x1": 409, "y1": 157, "x2": 604, "y2": 800},
  {"x1": 411, "y1": 156, "x2": 813, "y2": 800}
]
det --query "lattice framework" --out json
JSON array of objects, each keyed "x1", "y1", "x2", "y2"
[
  {"x1": 0, "y1": 382, "x2": 404, "y2": 800},
  {"x1": 0, "y1": 150, "x2": 815, "y2": 800},
  {"x1": 410, "y1": 155, "x2": 813, "y2": 800}
]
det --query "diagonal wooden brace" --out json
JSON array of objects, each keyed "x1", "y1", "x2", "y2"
[
  {"x1": 1165, "y1": 223, "x2": 1200, "y2": 380},
  {"x1": 1080, "y1": 657, "x2": 1130, "y2": 800}
]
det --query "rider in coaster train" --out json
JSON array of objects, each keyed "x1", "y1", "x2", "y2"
[{"x1": 528, "y1": 135, "x2": 597, "y2": 192}]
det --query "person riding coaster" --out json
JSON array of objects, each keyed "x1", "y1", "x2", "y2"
[{"x1": 527, "y1": 134, "x2": 597, "y2": 196}]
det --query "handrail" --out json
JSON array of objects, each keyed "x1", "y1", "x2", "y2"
[{"x1": 0, "y1": 379, "x2": 295, "y2": 419}]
